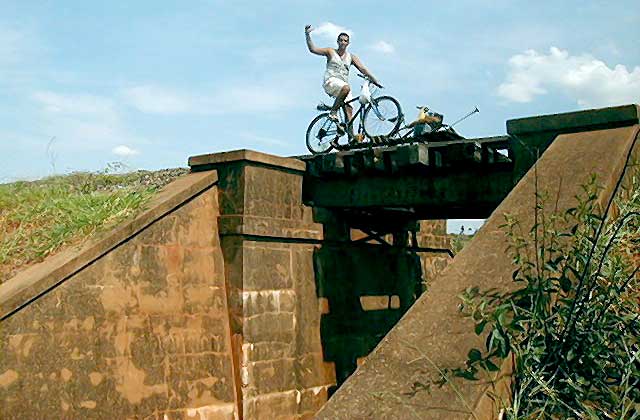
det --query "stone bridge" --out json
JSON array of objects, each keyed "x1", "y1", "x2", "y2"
[{"x1": 0, "y1": 104, "x2": 638, "y2": 419}]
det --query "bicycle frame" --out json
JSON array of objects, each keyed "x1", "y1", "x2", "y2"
[
  {"x1": 309, "y1": 76, "x2": 399, "y2": 153},
  {"x1": 334, "y1": 80, "x2": 381, "y2": 139},
  {"x1": 340, "y1": 96, "x2": 366, "y2": 137}
]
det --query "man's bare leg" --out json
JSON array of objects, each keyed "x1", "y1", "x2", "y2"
[
  {"x1": 344, "y1": 103, "x2": 353, "y2": 123},
  {"x1": 344, "y1": 104, "x2": 357, "y2": 140},
  {"x1": 330, "y1": 85, "x2": 350, "y2": 117}
]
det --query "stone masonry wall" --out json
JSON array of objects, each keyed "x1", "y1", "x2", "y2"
[
  {"x1": 204, "y1": 152, "x2": 453, "y2": 419},
  {"x1": 198, "y1": 151, "x2": 453, "y2": 418},
  {"x1": 205, "y1": 154, "x2": 333, "y2": 420},
  {"x1": 0, "y1": 176, "x2": 238, "y2": 419},
  {"x1": 416, "y1": 220, "x2": 452, "y2": 288},
  {"x1": 0, "y1": 149, "x2": 454, "y2": 420},
  {"x1": 223, "y1": 238, "x2": 331, "y2": 419}
]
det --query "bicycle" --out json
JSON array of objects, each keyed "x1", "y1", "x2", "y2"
[{"x1": 305, "y1": 74, "x2": 403, "y2": 154}]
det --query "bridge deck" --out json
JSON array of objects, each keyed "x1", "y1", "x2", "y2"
[
  {"x1": 301, "y1": 105, "x2": 640, "y2": 222},
  {"x1": 301, "y1": 136, "x2": 515, "y2": 219}
]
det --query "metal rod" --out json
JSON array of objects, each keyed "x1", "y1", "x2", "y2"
[{"x1": 450, "y1": 107, "x2": 479, "y2": 128}]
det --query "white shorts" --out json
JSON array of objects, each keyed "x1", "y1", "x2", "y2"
[{"x1": 323, "y1": 77, "x2": 354, "y2": 102}]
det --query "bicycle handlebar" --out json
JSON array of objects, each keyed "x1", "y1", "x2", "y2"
[{"x1": 357, "y1": 74, "x2": 383, "y2": 88}]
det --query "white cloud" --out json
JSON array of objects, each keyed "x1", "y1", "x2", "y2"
[
  {"x1": 112, "y1": 145, "x2": 139, "y2": 157},
  {"x1": 312, "y1": 22, "x2": 352, "y2": 42},
  {"x1": 497, "y1": 47, "x2": 640, "y2": 107},
  {"x1": 370, "y1": 41, "x2": 395, "y2": 54}
]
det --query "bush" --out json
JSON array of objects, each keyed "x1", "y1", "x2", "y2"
[{"x1": 457, "y1": 173, "x2": 640, "y2": 419}]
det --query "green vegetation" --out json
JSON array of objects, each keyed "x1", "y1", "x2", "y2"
[
  {"x1": 457, "y1": 173, "x2": 640, "y2": 418},
  {"x1": 450, "y1": 231, "x2": 475, "y2": 255},
  {"x1": 0, "y1": 167, "x2": 188, "y2": 284}
]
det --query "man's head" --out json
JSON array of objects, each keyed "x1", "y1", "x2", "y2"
[{"x1": 337, "y1": 32, "x2": 350, "y2": 49}]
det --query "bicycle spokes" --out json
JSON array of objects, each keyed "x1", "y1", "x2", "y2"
[
  {"x1": 371, "y1": 103, "x2": 386, "y2": 121},
  {"x1": 307, "y1": 90, "x2": 403, "y2": 154},
  {"x1": 363, "y1": 96, "x2": 402, "y2": 139},
  {"x1": 317, "y1": 120, "x2": 338, "y2": 140}
]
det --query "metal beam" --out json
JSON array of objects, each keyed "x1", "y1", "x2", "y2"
[{"x1": 304, "y1": 168, "x2": 514, "y2": 219}]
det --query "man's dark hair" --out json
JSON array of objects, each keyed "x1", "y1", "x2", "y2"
[{"x1": 337, "y1": 32, "x2": 350, "y2": 41}]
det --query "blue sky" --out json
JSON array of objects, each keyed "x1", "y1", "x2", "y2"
[{"x1": 1, "y1": 1, "x2": 639, "y2": 231}]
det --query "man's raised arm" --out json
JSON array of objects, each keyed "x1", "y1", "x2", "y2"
[{"x1": 305, "y1": 25, "x2": 330, "y2": 56}]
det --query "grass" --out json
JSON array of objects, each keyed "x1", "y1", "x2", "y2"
[{"x1": 0, "y1": 168, "x2": 188, "y2": 284}]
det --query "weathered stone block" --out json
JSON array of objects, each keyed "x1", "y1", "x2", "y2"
[
  {"x1": 243, "y1": 245, "x2": 293, "y2": 290},
  {"x1": 182, "y1": 283, "x2": 226, "y2": 314},
  {"x1": 220, "y1": 237, "x2": 244, "y2": 291},
  {"x1": 165, "y1": 377, "x2": 235, "y2": 412},
  {"x1": 139, "y1": 215, "x2": 178, "y2": 245},
  {"x1": 241, "y1": 289, "x2": 296, "y2": 317},
  {"x1": 138, "y1": 273, "x2": 185, "y2": 315},
  {"x1": 160, "y1": 403, "x2": 237, "y2": 420},
  {"x1": 243, "y1": 358, "x2": 296, "y2": 396},
  {"x1": 215, "y1": 164, "x2": 247, "y2": 215},
  {"x1": 243, "y1": 312, "x2": 295, "y2": 344},
  {"x1": 167, "y1": 353, "x2": 233, "y2": 387},
  {"x1": 182, "y1": 248, "x2": 220, "y2": 286},
  {"x1": 298, "y1": 385, "x2": 329, "y2": 415},
  {"x1": 243, "y1": 390, "x2": 297, "y2": 420},
  {"x1": 244, "y1": 167, "x2": 300, "y2": 219},
  {"x1": 295, "y1": 352, "x2": 329, "y2": 389},
  {"x1": 242, "y1": 341, "x2": 294, "y2": 363},
  {"x1": 178, "y1": 316, "x2": 230, "y2": 354}
]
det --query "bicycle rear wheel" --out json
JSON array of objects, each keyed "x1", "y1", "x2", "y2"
[
  {"x1": 363, "y1": 96, "x2": 403, "y2": 139},
  {"x1": 306, "y1": 113, "x2": 339, "y2": 154}
]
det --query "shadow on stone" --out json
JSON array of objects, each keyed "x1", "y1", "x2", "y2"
[{"x1": 313, "y1": 209, "x2": 425, "y2": 394}]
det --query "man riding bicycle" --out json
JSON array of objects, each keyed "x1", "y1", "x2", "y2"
[{"x1": 305, "y1": 25, "x2": 382, "y2": 140}]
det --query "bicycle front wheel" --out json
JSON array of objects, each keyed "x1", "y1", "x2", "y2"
[
  {"x1": 363, "y1": 96, "x2": 403, "y2": 139},
  {"x1": 306, "y1": 113, "x2": 339, "y2": 154}
]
